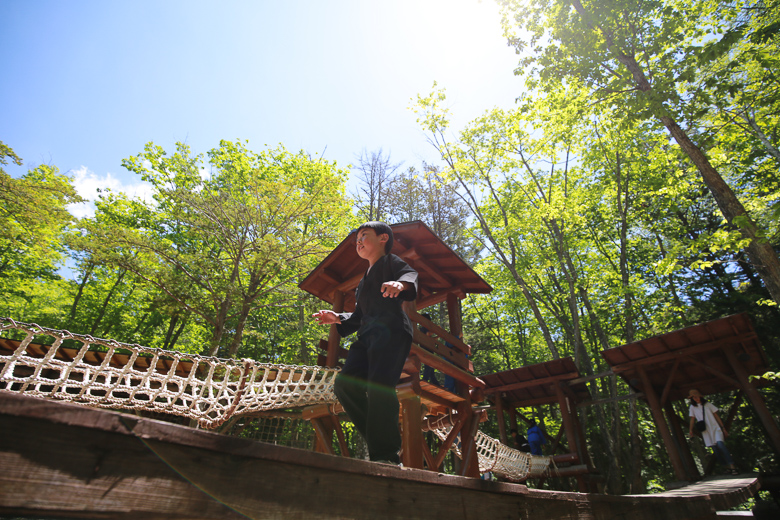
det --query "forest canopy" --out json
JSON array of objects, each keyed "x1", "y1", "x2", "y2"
[{"x1": 1, "y1": 0, "x2": 778, "y2": 494}]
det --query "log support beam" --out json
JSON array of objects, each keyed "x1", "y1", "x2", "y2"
[
  {"x1": 637, "y1": 365, "x2": 689, "y2": 482},
  {"x1": 495, "y1": 394, "x2": 507, "y2": 445},
  {"x1": 722, "y1": 346, "x2": 780, "y2": 456},
  {"x1": 398, "y1": 376, "x2": 424, "y2": 470},
  {"x1": 664, "y1": 402, "x2": 700, "y2": 480}
]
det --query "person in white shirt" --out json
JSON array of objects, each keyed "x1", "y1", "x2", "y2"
[{"x1": 687, "y1": 388, "x2": 739, "y2": 475}]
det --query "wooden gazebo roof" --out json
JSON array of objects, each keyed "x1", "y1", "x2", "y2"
[
  {"x1": 481, "y1": 357, "x2": 590, "y2": 407},
  {"x1": 601, "y1": 313, "x2": 769, "y2": 402},
  {"x1": 298, "y1": 221, "x2": 492, "y2": 311}
]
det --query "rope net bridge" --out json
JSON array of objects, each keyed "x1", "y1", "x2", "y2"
[{"x1": 0, "y1": 317, "x2": 549, "y2": 481}]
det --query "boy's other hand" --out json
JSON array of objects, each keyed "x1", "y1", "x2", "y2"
[
  {"x1": 313, "y1": 310, "x2": 340, "y2": 324},
  {"x1": 381, "y1": 281, "x2": 406, "y2": 298}
]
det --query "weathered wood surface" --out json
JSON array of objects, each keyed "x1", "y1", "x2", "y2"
[
  {"x1": 0, "y1": 392, "x2": 757, "y2": 520},
  {"x1": 645, "y1": 476, "x2": 760, "y2": 512}
]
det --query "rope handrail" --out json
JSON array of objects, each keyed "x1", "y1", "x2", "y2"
[
  {"x1": 1, "y1": 316, "x2": 551, "y2": 480},
  {"x1": 0, "y1": 317, "x2": 339, "y2": 428}
]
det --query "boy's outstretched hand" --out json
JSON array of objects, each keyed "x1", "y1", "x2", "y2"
[
  {"x1": 313, "y1": 310, "x2": 341, "y2": 325},
  {"x1": 381, "y1": 281, "x2": 407, "y2": 298}
]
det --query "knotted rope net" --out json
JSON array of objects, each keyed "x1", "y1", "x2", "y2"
[
  {"x1": 0, "y1": 317, "x2": 339, "y2": 429},
  {"x1": 1, "y1": 317, "x2": 550, "y2": 480},
  {"x1": 428, "y1": 414, "x2": 552, "y2": 481}
]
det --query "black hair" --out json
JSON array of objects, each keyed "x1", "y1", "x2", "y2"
[
  {"x1": 690, "y1": 397, "x2": 707, "y2": 407},
  {"x1": 357, "y1": 221, "x2": 393, "y2": 254},
  {"x1": 510, "y1": 428, "x2": 518, "y2": 434}
]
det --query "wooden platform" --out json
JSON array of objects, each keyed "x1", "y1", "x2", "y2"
[
  {"x1": 0, "y1": 392, "x2": 759, "y2": 520},
  {"x1": 644, "y1": 477, "x2": 760, "y2": 512}
]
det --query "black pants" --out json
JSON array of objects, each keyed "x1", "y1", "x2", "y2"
[{"x1": 334, "y1": 327, "x2": 411, "y2": 463}]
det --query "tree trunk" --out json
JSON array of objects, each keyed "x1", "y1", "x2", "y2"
[
  {"x1": 578, "y1": 287, "x2": 610, "y2": 351},
  {"x1": 547, "y1": 218, "x2": 588, "y2": 367},
  {"x1": 739, "y1": 111, "x2": 780, "y2": 164},
  {"x1": 572, "y1": 0, "x2": 780, "y2": 306},
  {"x1": 89, "y1": 268, "x2": 126, "y2": 336},
  {"x1": 512, "y1": 308, "x2": 529, "y2": 366},
  {"x1": 506, "y1": 264, "x2": 561, "y2": 359},
  {"x1": 168, "y1": 316, "x2": 187, "y2": 350},
  {"x1": 208, "y1": 298, "x2": 231, "y2": 356},
  {"x1": 616, "y1": 152, "x2": 634, "y2": 343},
  {"x1": 162, "y1": 314, "x2": 180, "y2": 350},
  {"x1": 130, "y1": 312, "x2": 149, "y2": 337},
  {"x1": 69, "y1": 262, "x2": 94, "y2": 321},
  {"x1": 659, "y1": 114, "x2": 780, "y2": 303},
  {"x1": 546, "y1": 217, "x2": 624, "y2": 492},
  {"x1": 628, "y1": 388, "x2": 645, "y2": 493},
  {"x1": 228, "y1": 301, "x2": 251, "y2": 358},
  {"x1": 610, "y1": 373, "x2": 624, "y2": 494}
]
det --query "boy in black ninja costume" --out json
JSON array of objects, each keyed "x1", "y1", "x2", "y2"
[{"x1": 313, "y1": 222, "x2": 418, "y2": 464}]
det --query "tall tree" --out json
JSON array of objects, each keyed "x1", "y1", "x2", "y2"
[
  {"x1": 498, "y1": 0, "x2": 780, "y2": 305},
  {"x1": 0, "y1": 141, "x2": 82, "y2": 313},
  {"x1": 72, "y1": 140, "x2": 353, "y2": 356},
  {"x1": 413, "y1": 81, "x2": 738, "y2": 492},
  {"x1": 352, "y1": 148, "x2": 402, "y2": 222},
  {"x1": 383, "y1": 163, "x2": 479, "y2": 262}
]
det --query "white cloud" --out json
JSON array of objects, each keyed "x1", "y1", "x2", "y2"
[{"x1": 67, "y1": 166, "x2": 154, "y2": 219}]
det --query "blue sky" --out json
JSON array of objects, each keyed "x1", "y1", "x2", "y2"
[{"x1": 2, "y1": 0, "x2": 523, "y2": 215}]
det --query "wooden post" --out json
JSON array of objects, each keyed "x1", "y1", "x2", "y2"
[
  {"x1": 659, "y1": 359, "x2": 680, "y2": 406},
  {"x1": 445, "y1": 284, "x2": 478, "y2": 476},
  {"x1": 563, "y1": 384, "x2": 593, "y2": 469},
  {"x1": 329, "y1": 416, "x2": 351, "y2": 458},
  {"x1": 554, "y1": 383, "x2": 580, "y2": 463},
  {"x1": 495, "y1": 395, "x2": 508, "y2": 445},
  {"x1": 553, "y1": 382, "x2": 588, "y2": 491},
  {"x1": 311, "y1": 418, "x2": 335, "y2": 455},
  {"x1": 460, "y1": 409, "x2": 484, "y2": 478},
  {"x1": 548, "y1": 425, "x2": 567, "y2": 456},
  {"x1": 326, "y1": 291, "x2": 344, "y2": 367},
  {"x1": 664, "y1": 402, "x2": 700, "y2": 481},
  {"x1": 722, "y1": 346, "x2": 780, "y2": 456},
  {"x1": 457, "y1": 394, "x2": 479, "y2": 477},
  {"x1": 507, "y1": 406, "x2": 519, "y2": 435},
  {"x1": 566, "y1": 394, "x2": 591, "y2": 492},
  {"x1": 398, "y1": 377, "x2": 424, "y2": 470},
  {"x1": 637, "y1": 366, "x2": 688, "y2": 482},
  {"x1": 446, "y1": 293, "x2": 463, "y2": 344}
]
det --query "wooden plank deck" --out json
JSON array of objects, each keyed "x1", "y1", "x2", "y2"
[
  {"x1": 643, "y1": 476, "x2": 760, "y2": 512},
  {"x1": 0, "y1": 392, "x2": 759, "y2": 520}
]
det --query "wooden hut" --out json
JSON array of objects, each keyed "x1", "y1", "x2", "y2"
[
  {"x1": 482, "y1": 358, "x2": 595, "y2": 491},
  {"x1": 601, "y1": 313, "x2": 780, "y2": 481}
]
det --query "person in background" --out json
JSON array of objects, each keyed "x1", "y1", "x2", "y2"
[
  {"x1": 443, "y1": 333, "x2": 466, "y2": 393},
  {"x1": 687, "y1": 388, "x2": 739, "y2": 475},
  {"x1": 418, "y1": 313, "x2": 439, "y2": 386},
  {"x1": 510, "y1": 428, "x2": 531, "y2": 453},
  {"x1": 526, "y1": 419, "x2": 547, "y2": 456}
]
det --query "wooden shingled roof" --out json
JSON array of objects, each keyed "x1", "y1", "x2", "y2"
[
  {"x1": 481, "y1": 357, "x2": 590, "y2": 407},
  {"x1": 601, "y1": 313, "x2": 769, "y2": 402},
  {"x1": 298, "y1": 220, "x2": 492, "y2": 311}
]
